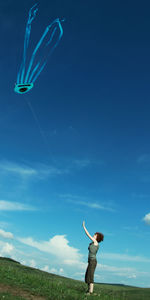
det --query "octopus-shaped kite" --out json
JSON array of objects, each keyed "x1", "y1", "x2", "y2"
[{"x1": 14, "y1": 4, "x2": 64, "y2": 94}]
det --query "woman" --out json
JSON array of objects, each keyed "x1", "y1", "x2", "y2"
[{"x1": 82, "y1": 220, "x2": 104, "y2": 295}]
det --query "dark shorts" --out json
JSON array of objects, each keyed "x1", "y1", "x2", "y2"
[{"x1": 85, "y1": 258, "x2": 97, "y2": 284}]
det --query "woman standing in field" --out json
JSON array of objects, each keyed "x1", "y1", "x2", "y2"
[{"x1": 82, "y1": 221, "x2": 104, "y2": 295}]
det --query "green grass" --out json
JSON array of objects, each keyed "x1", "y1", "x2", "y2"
[
  {"x1": 0, "y1": 293, "x2": 26, "y2": 300},
  {"x1": 0, "y1": 257, "x2": 150, "y2": 300}
]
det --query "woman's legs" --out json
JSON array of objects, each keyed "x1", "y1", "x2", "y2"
[
  {"x1": 85, "y1": 259, "x2": 97, "y2": 294},
  {"x1": 89, "y1": 283, "x2": 94, "y2": 293}
]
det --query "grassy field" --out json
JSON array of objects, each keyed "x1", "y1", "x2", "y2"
[{"x1": 0, "y1": 257, "x2": 150, "y2": 300}]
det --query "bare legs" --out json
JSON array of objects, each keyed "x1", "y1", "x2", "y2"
[
  {"x1": 87, "y1": 283, "x2": 94, "y2": 294},
  {"x1": 89, "y1": 283, "x2": 94, "y2": 293}
]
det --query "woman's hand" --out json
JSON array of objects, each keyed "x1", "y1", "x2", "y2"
[{"x1": 82, "y1": 221, "x2": 97, "y2": 243}]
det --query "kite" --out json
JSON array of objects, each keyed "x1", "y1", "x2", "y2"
[{"x1": 14, "y1": 3, "x2": 64, "y2": 94}]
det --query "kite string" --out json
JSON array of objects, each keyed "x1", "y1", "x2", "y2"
[{"x1": 25, "y1": 98, "x2": 49, "y2": 149}]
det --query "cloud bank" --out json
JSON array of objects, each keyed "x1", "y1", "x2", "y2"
[
  {"x1": 0, "y1": 200, "x2": 36, "y2": 211},
  {"x1": 0, "y1": 229, "x2": 14, "y2": 239},
  {"x1": 143, "y1": 213, "x2": 150, "y2": 225},
  {"x1": 18, "y1": 235, "x2": 83, "y2": 265}
]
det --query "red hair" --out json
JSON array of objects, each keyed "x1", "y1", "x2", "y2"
[{"x1": 95, "y1": 232, "x2": 104, "y2": 243}]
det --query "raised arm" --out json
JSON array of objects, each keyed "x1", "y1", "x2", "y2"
[{"x1": 82, "y1": 221, "x2": 97, "y2": 244}]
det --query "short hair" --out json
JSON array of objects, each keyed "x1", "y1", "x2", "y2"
[{"x1": 95, "y1": 232, "x2": 104, "y2": 243}]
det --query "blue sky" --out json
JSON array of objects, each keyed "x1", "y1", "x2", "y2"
[{"x1": 0, "y1": 0, "x2": 150, "y2": 288}]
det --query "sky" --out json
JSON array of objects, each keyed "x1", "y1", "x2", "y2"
[{"x1": 0, "y1": 0, "x2": 150, "y2": 288}]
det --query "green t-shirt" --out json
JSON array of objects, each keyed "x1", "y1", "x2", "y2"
[{"x1": 88, "y1": 242, "x2": 99, "y2": 259}]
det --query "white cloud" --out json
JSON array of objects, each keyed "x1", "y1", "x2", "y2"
[
  {"x1": 20, "y1": 259, "x2": 27, "y2": 266},
  {"x1": 59, "y1": 268, "x2": 64, "y2": 274},
  {"x1": 0, "y1": 160, "x2": 69, "y2": 180},
  {"x1": 49, "y1": 267, "x2": 64, "y2": 275},
  {"x1": 0, "y1": 160, "x2": 37, "y2": 177},
  {"x1": 137, "y1": 154, "x2": 150, "y2": 164},
  {"x1": 18, "y1": 235, "x2": 83, "y2": 265},
  {"x1": 29, "y1": 259, "x2": 36, "y2": 268},
  {"x1": 0, "y1": 158, "x2": 102, "y2": 183},
  {"x1": 132, "y1": 193, "x2": 150, "y2": 199},
  {"x1": 0, "y1": 229, "x2": 13, "y2": 239},
  {"x1": 96, "y1": 263, "x2": 149, "y2": 281},
  {"x1": 0, "y1": 221, "x2": 10, "y2": 229},
  {"x1": 100, "y1": 252, "x2": 150, "y2": 263},
  {"x1": 123, "y1": 226, "x2": 138, "y2": 231},
  {"x1": 49, "y1": 267, "x2": 57, "y2": 273},
  {"x1": 60, "y1": 194, "x2": 116, "y2": 212},
  {"x1": 98, "y1": 263, "x2": 136, "y2": 273},
  {"x1": 37, "y1": 164, "x2": 69, "y2": 178},
  {"x1": 72, "y1": 159, "x2": 91, "y2": 169},
  {"x1": 128, "y1": 274, "x2": 137, "y2": 279},
  {"x1": 143, "y1": 213, "x2": 150, "y2": 225},
  {"x1": 42, "y1": 266, "x2": 64, "y2": 275},
  {"x1": 0, "y1": 200, "x2": 36, "y2": 211},
  {"x1": 42, "y1": 265, "x2": 50, "y2": 272},
  {"x1": 76, "y1": 201, "x2": 115, "y2": 212},
  {"x1": 70, "y1": 158, "x2": 105, "y2": 170},
  {"x1": 1, "y1": 242, "x2": 14, "y2": 255}
]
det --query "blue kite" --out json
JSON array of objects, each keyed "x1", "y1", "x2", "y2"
[{"x1": 14, "y1": 4, "x2": 64, "y2": 94}]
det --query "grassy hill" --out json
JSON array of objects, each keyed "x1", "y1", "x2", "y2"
[{"x1": 0, "y1": 257, "x2": 150, "y2": 300}]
